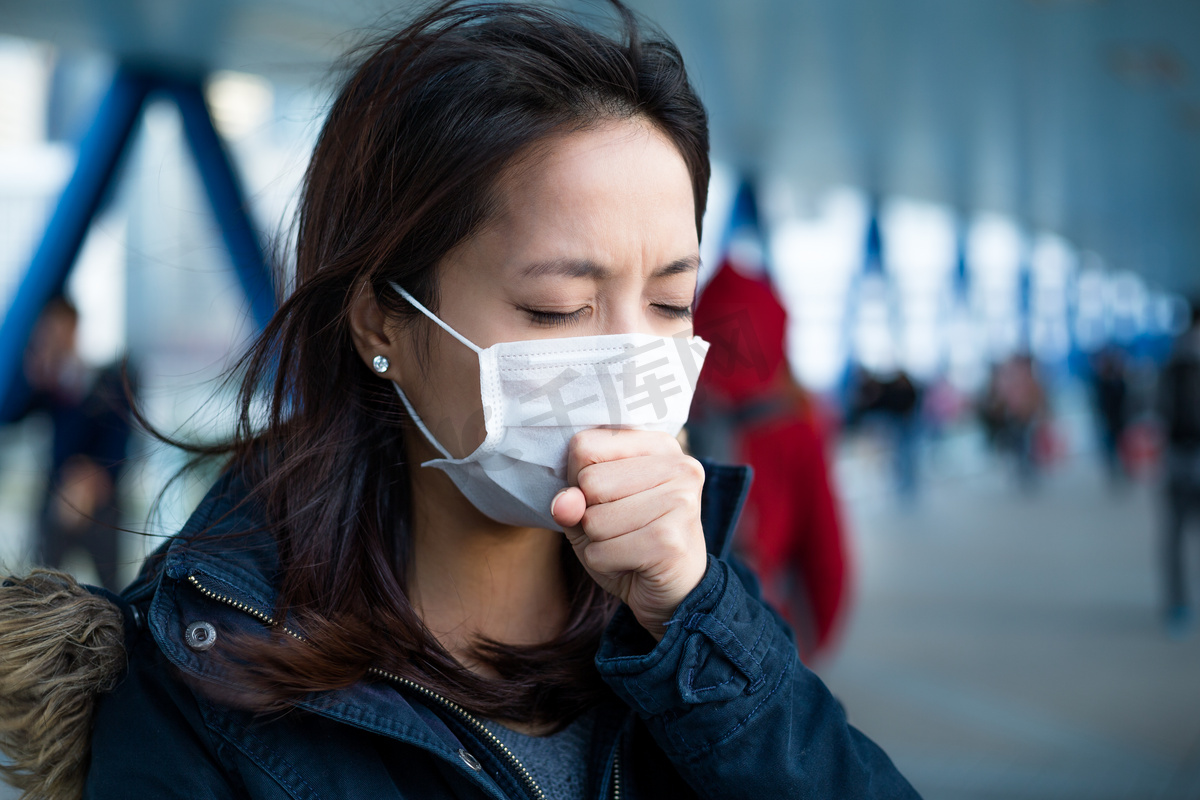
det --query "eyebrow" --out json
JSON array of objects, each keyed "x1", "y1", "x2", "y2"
[{"x1": 519, "y1": 254, "x2": 701, "y2": 281}]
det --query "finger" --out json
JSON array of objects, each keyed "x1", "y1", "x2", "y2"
[
  {"x1": 577, "y1": 454, "x2": 702, "y2": 506},
  {"x1": 551, "y1": 486, "x2": 587, "y2": 530},
  {"x1": 578, "y1": 479, "x2": 686, "y2": 541},
  {"x1": 575, "y1": 512, "x2": 690, "y2": 576},
  {"x1": 566, "y1": 428, "x2": 681, "y2": 486}
]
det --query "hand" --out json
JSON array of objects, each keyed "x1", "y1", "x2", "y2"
[{"x1": 550, "y1": 428, "x2": 708, "y2": 641}]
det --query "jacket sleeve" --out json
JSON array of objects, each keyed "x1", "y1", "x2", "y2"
[
  {"x1": 595, "y1": 554, "x2": 921, "y2": 800},
  {"x1": 85, "y1": 633, "x2": 243, "y2": 800}
]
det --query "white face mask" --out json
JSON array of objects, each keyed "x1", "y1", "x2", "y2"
[{"x1": 389, "y1": 282, "x2": 710, "y2": 531}]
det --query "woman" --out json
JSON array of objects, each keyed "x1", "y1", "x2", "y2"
[{"x1": 0, "y1": 2, "x2": 919, "y2": 798}]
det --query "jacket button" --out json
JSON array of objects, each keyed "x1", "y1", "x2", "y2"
[
  {"x1": 185, "y1": 621, "x2": 217, "y2": 651},
  {"x1": 457, "y1": 748, "x2": 482, "y2": 771}
]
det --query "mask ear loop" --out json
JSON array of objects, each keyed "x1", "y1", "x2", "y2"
[
  {"x1": 387, "y1": 282, "x2": 480, "y2": 461},
  {"x1": 389, "y1": 282, "x2": 484, "y2": 355},
  {"x1": 391, "y1": 383, "x2": 455, "y2": 460}
]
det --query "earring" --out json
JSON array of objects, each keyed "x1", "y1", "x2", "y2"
[{"x1": 372, "y1": 355, "x2": 390, "y2": 373}]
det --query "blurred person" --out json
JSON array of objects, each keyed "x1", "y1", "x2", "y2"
[
  {"x1": 883, "y1": 371, "x2": 921, "y2": 500},
  {"x1": 0, "y1": 4, "x2": 919, "y2": 799},
  {"x1": 0, "y1": 295, "x2": 133, "y2": 590},
  {"x1": 844, "y1": 362, "x2": 879, "y2": 431},
  {"x1": 688, "y1": 258, "x2": 851, "y2": 662},
  {"x1": 983, "y1": 353, "x2": 1048, "y2": 489},
  {"x1": 922, "y1": 376, "x2": 968, "y2": 437},
  {"x1": 848, "y1": 365, "x2": 922, "y2": 501},
  {"x1": 1113, "y1": 354, "x2": 1164, "y2": 481},
  {"x1": 1158, "y1": 302, "x2": 1200, "y2": 637},
  {"x1": 1091, "y1": 346, "x2": 1130, "y2": 483},
  {"x1": 978, "y1": 362, "x2": 1006, "y2": 448}
]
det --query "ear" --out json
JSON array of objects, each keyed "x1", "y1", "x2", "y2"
[{"x1": 347, "y1": 279, "x2": 401, "y2": 378}]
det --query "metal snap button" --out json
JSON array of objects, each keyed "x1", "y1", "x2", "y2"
[
  {"x1": 457, "y1": 748, "x2": 482, "y2": 771},
  {"x1": 185, "y1": 621, "x2": 217, "y2": 651}
]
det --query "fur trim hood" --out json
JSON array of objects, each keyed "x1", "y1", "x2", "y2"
[{"x1": 0, "y1": 570, "x2": 135, "y2": 800}]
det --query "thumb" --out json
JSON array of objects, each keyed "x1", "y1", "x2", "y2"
[{"x1": 550, "y1": 487, "x2": 586, "y2": 530}]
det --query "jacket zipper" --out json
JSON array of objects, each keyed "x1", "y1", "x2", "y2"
[
  {"x1": 367, "y1": 664, "x2": 547, "y2": 800},
  {"x1": 185, "y1": 574, "x2": 621, "y2": 800},
  {"x1": 611, "y1": 746, "x2": 621, "y2": 800}
]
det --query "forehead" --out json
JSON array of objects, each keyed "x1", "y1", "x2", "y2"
[{"x1": 480, "y1": 119, "x2": 698, "y2": 266}]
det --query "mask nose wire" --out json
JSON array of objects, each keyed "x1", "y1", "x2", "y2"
[{"x1": 389, "y1": 282, "x2": 484, "y2": 355}]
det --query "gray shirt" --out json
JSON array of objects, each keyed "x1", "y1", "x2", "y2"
[{"x1": 481, "y1": 707, "x2": 598, "y2": 800}]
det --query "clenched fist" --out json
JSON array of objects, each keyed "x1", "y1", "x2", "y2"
[{"x1": 550, "y1": 428, "x2": 708, "y2": 640}]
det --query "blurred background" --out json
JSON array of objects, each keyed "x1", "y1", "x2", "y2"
[{"x1": 0, "y1": 0, "x2": 1197, "y2": 798}]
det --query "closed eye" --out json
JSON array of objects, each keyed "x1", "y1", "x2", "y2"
[
  {"x1": 519, "y1": 306, "x2": 591, "y2": 328},
  {"x1": 519, "y1": 303, "x2": 692, "y2": 328},
  {"x1": 655, "y1": 303, "x2": 693, "y2": 320}
]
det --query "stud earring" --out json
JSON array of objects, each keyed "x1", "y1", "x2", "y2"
[{"x1": 372, "y1": 355, "x2": 390, "y2": 373}]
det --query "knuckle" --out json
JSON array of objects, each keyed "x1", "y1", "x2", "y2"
[
  {"x1": 580, "y1": 505, "x2": 615, "y2": 538},
  {"x1": 672, "y1": 489, "x2": 695, "y2": 514},
  {"x1": 577, "y1": 465, "x2": 601, "y2": 499},
  {"x1": 582, "y1": 543, "x2": 609, "y2": 572},
  {"x1": 674, "y1": 475, "x2": 698, "y2": 501},
  {"x1": 657, "y1": 531, "x2": 689, "y2": 563},
  {"x1": 571, "y1": 431, "x2": 599, "y2": 464},
  {"x1": 579, "y1": 504, "x2": 600, "y2": 531},
  {"x1": 681, "y1": 455, "x2": 706, "y2": 483}
]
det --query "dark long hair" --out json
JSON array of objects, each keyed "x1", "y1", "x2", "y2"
[{"x1": 192, "y1": 0, "x2": 709, "y2": 726}]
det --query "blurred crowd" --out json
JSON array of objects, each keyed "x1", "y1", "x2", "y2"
[{"x1": 683, "y1": 251, "x2": 1200, "y2": 656}]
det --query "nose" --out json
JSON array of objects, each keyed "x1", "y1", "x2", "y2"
[{"x1": 598, "y1": 286, "x2": 660, "y2": 337}]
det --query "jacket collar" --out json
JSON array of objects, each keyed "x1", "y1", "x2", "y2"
[{"x1": 696, "y1": 458, "x2": 753, "y2": 560}]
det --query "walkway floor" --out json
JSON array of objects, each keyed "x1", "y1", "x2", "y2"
[{"x1": 819, "y1": 448, "x2": 1200, "y2": 800}]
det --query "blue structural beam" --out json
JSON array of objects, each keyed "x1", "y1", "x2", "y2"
[
  {"x1": 170, "y1": 80, "x2": 276, "y2": 330},
  {"x1": 726, "y1": 178, "x2": 762, "y2": 241},
  {"x1": 0, "y1": 68, "x2": 150, "y2": 420},
  {"x1": 864, "y1": 206, "x2": 884, "y2": 276},
  {"x1": 954, "y1": 220, "x2": 970, "y2": 302},
  {"x1": 1018, "y1": 266, "x2": 1033, "y2": 354},
  {"x1": 0, "y1": 67, "x2": 277, "y2": 421}
]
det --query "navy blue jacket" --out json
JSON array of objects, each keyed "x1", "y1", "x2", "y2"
[{"x1": 85, "y1": 460, "x2": 920, "y2": 799}]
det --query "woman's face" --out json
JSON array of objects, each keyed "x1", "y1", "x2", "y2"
[{"x1": 393, "y1": 117, "x2": 701, "y2": 459}]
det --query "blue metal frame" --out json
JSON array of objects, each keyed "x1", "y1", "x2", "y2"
[
  {"x1": 1018, "y1": 258, "x2": 1032, "y2": 354},
  {"x1": 954, "y1": 221, "x2": 970, "y2": 302},
  {"x1": 170, "y1": 80, "x2": 275, "y2": 330},
  {"x1": 863, "y1": 207, "x2": 884, "y2": 276},
  {"x1": 0, "y1": 68, "x2": 149, "y2": 419},
  {"x1": 723, "y1": 178, "x2": 763, "y2": 255},
  {"x1": 0, "y1": 67, "x2": 275, "y2": 419}
]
